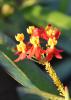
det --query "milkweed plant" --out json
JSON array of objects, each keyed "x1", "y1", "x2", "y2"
[{"x1": 14, "y1": 24, "x2": 69, "y2": 99}]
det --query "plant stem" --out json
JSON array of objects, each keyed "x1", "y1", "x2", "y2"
[
  {"x1": 31, "y1": 58, "x2": 65, "y2": 97},
  {"x1": 44, "y1": 62, "x2": 65, "y2": 97}
]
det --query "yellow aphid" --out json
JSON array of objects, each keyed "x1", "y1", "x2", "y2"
[
  {"x1": 27, "y1": 26, "x2": 35, "y2": 34},
  {"x1": 48, "y1": 38, "x2": 57, "y2": 48},
  {"x1": 1, "y1": 4, "x2": 14, "y2": 15},
  {"x1": 15, "y1": 33, "x2": 24, "y2": 42},
  {"x1": 17, "y1": 41, "x2": 26, "y2": 53},
  {"x1": 30, "y1": 36, "x2": 39, "y2": 47}
]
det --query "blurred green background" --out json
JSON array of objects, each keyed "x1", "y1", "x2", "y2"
[{"x1": 0, "y1": 0, "x2": 71, "y2": 100}]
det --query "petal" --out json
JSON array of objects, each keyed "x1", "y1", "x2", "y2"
[
  {"x1": 39, "y1": 27, "x2": 48, "y2": 40},
  {"x1": 46, "y1": 48, "x2": 54, "y2": 54},
  {"x1": 20, "y1": 53, "x2": 26, "y2": 60},
  {"x1": 27, "y1": 46, "x2": 35, "y2": 59},
  {"x1": 55, "y1": 53, "x2": 62, "y2": 59},
  {"x1": 27, "y1": 45, "x2": 33, "y2": 54},
  {"x1": 41, "y1": 33, "x2": 48, "y2": 40},
  {"x1": 33, "y1": 28, "x2": 39, "y2": 37},
  {"x1": 45, "y1": 54, "x2": 53, "y2": 61},
  {"x1": 14, "y1": 53, "x2": 26, "y2": 62},
  {"x1": 55, "y1": 30, "x2": 61, "y2": 39},
  {"x1": 26, "y1": 42, "x2": 32, "y2": 51},
  {"x1": 35, "y1": 47, "x2": 41, "y2": 60},
  {"x1": 54, "y1": 48, "x2": 63, "y2": 53},
  {"x1": 14, "y1": 57, "x2": 20, "y2": 62},
  {"x1": 41, "y1": 49, "x2": 46, "y2": 54},
  {"x1": 14, "y1": 52, "x2": 21, "y2": 55},
  {"x1": 56, "y1": 49, "x2": 63, "y2": 53}
]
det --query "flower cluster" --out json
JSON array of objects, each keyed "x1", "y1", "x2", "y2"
[
  {"x1": 14, "y1": 24, "x2": 63, "y2": 62},
  {"x1": 14, "y1": 24, "x2": 65, "y2": 97}
]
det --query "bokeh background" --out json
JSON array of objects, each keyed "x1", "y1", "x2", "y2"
[{"x1": 0, "y1": 0, "x2": 71, "y2": 100}]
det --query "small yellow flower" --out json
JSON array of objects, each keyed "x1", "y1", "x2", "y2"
[
  {"x1": 46, "y1": 29, "x2": 53, "y2": 36},
  {"x1": 30, "y1": 36, "x2": 39, "y2": 47},
  {"x1": 27, "y1": 26, "x2": 35, "y2": 34},
  {"x1": 48, "y1": 38, "x2": 57, "y2": 48},
  {"x1": 46, "y1": 26, "x2": 56, "y2": 36},
  {"x1": 15, "y1": 33, "x2": 24, "y2": 42},
  {"x1": 1, "y1": 4, "x2": 14, "y2": 15},
  {"x1": 17, "y1": 41, "x2": 26, "y2": 53},
  {"x1": 52, "y1": 30, "x2": 56, "y2": 35}
]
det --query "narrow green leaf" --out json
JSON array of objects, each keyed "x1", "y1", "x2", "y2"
[
  {"x1": 23, "y1": 6, "x2": 71, "y2": 29},
  {"x1": 17, "y1": 87, "x2": 65, "y2": 100},
  {"x1": 0, "y1": 49, "x2": 65, "y2": 100},
  {"x1": 0, "y1": 50, "x2": 35, "y2": 89}
]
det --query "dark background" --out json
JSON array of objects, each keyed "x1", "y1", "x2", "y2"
[{"x1": 0, "y1": 65, "x2": 19, "y2": 100}]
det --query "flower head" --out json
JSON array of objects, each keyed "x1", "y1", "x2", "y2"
[
  {"x1": 30, "y1": 36, "x2": 39, "y2": 47},
  {"x1": 27, "y1": 26, "x2": 35, "y2": 35},
  {"x1": 15, "y1": 33, "x2": 24, "y2": 42},
  {"x1": 45, "y1": 47, "x2": 63, "y2": 61},
  {"x1": 14, "y1": 42, "x2": 26, "y2": 62},
  {"x1": 14, "y1": 24, "x2": 63, "y2": 62},
  {"x1": 45, "y1": 24, "x2": 61, "y2": 39},
  {"x1": 48, "y1": 38, "x2": 57, "y2": 48},
  {"x1": 27, "y1": 46, "x2": 44, "y2": 60},
  {"x1": 16, "y1": 41, "x2": 26, "y2": 53},
  {"x1": 14, "y1": 34, "x2": 26, "y2": 62}
]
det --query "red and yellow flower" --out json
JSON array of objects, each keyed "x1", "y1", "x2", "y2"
[
  {"x1": 27, "y1": 26, "x2": 35, "y2": 35},
  {"x1": 45, "y1": 47, "x2": 63, "y2": 61},
  {"x1": 14, "y1": 33, "x2": 26, "y2": 62},
  {"x1": 15, "y1": 33, "x2": 24, "y2": 42},
  {"x1": 45, "y1": 24, "x2": 61, "y2": 39},
  {"x1": 14, "y1": 24, "x2": 63, "y2": 62},
  {"x1": 27, "y1": 36, "x2": 43, "y2": 60}
]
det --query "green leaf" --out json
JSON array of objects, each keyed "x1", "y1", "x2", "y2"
[
  {"x1": 23, "y1": 5, "x2": 71, "y2": 29},
  {"x1": 0, "y1": 45, "x2": 59, "y2": 95},
  {"x1": 0, "y1": 48, "x2": 65, "y2": 100},
  {"x1": 0, "y1": 50, "x2": 35, "y2": 88},
  {"x1": 17, "y1": 87, "x2": 65, "y2": 100},
  {"x1": 21, "y1": 0, "x2": 37, "y2": 9}
]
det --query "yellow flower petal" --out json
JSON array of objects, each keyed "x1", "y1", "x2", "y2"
[
  {"x1": 27, "y1": 26, "x2": 35, "y2": 34},
  {"x1": 17, "y1": 41, "x2": 26, "y2": 53},
  {"x1": 30, "y1": 36, "x2": 39, "y2": 47},
  {"x1": 15, "y1": 33, "x2": 24, "y2": 42},
  {"x1": 48, "y1": 38, "x2": 57, "y2": 48}
]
